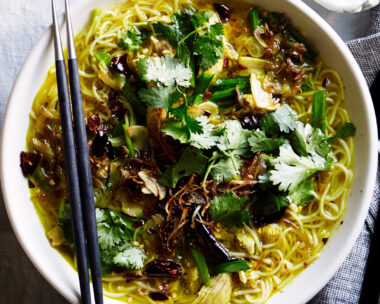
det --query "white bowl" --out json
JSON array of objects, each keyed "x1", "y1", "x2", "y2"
[
  {"x1": 1, "y1": 0, "x2": 377, "y2": 303},
  {"x1": 312, "y1": 0, "x2": 379, "y2": 13}
]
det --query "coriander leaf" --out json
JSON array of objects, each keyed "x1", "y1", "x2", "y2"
[
  {"x1": 170, "y1": 103, "x2": 203, "y2": 134},
  {"x1": 248, "y1": 130, "x2": 285, "y2": 153},
  {"x1": 262, "y1": 194, "x2": 289, "y2": 216},
  {"x1": 94, "y1": 50, "x2": 111, "y2": 66},
  {"x1": 269, "y1": 143, "x2": 331, "y2": 192},
  {"x1": 209, "y1": 192, "x2": 249, "y2": 226},
  {"x1": 210, "y1": 153, "x2": 243, "y2": 182},
  {"x1": 95, "y1": 208, "x2": 106, "y2": 223},
  {"x1": 152, "y1": 21, "x2": 182, "y2": 47},
  {"x1": 58, "y1": 202, "x2": 74, "y2": 244},
  {"x1": 137, "y1": 83, "x2": 175, "y2": 110},
  {"x1": 100, "y1": 247, "x2": 119, "y2": 275},
  {"x1": 162, "y1": 116, "x2": 218, "y2": 148},
  {"x1": 327, "y1": 122, "x2": 356, "y2": 144},
  {"x1": 185, "y1": 114, "x2": 203, "y2": 134},
  {"x1": 301, "y1": 79, "x2": 313, "y2": 92},
  {"x1": 60, "y1": 204, "x2": 144, "y2": 275},
  {"x1": 216, "y1": 120, "x2": 251, "y2": 153},
  {"x1": 190, "y1": 10, "x2": 214, "y2": 27},
  {"x1": 173, "y1": 9, "x2": 196, "y2": 66},
  {"x1": 189, "y1": 116, "x2": 219, "y2": 149},
  {"x1": 119, "y1": 27, "x2": 150, "y2": 51},
  {"x1": 97, "y1": 223, "x2": 123, "y2": 250},
  {"x1": 113, "y1": 244, "x2": 146, "y2": 269},
  {"x1": 259, "y1": 104, "x2": 298, "y2": 137},
  {"x1": 159, "y1": 147, "x2": 208, "y2": 188},
  {"x1": 250, "y1": 192, "x2": 290, "y2": 224},
  {"x1": 288, "y1": 177, "x2": 316, "y2": 206},
  {"x1": 136, "y1": 56, "x2": 192, "y2": 87},
  {"x1": 222, "y1": 210, "x2": 251, "y2": 227},
  {"x1": 176, "y1": 43, "x2": 192, "y2": 66},
  {"x1": 161, "y1": 119, "x2": 190, "y2": 144},
  {"x1": 308, "y1": 127, "x2": 330, "y2": 158},
  {"x1": 312, "y1": 90, "x2": 326, "y2": 134},
  {"x1": 194, "y1": 23, "x2": 224, "y2": 70},
  {"x1": 289, "y1": 123, "x2": 330, "y2": 158},
  {"x1": 173, "y1": 8, "x2": 197, "y2": 37}
]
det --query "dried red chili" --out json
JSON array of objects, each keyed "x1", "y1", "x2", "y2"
[
  {"x1": 20, "y1": 151, "x2": 40, "y2": 177},
  {"x1": 87, "y1": 114, "x2": 100, "y2": 133},
  {"x1": 144, "y1": 259, "x2": 182, "y2": 279}
]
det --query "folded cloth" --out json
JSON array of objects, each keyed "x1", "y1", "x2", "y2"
[{"x1": 309, "y1": 5, "x2": 380, "y2": 304}]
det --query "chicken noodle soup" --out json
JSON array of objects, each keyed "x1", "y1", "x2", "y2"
[{"x1": 20, "y1": 0, "x2": 355, "y2": 303}]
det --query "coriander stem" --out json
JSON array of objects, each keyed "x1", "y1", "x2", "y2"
[
  {"x1": 178, "y1": 24, "x2": 209, "y2": 46},
  {"x1": 228, "y1": 151, "x2": 239, "y2": 172},
  {"x1": 202, "y1": 158, "x2": 216, "y2": 188}
]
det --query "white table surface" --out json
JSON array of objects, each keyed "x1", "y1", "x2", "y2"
[{"x1": 0, "y1": 0, "x2": 376, "y2": 303}]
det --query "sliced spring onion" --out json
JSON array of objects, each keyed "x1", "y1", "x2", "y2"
[
  {"x1": 189, "y1": 73, "x2": 214, "y2": 105},
  {"x1": 121, "y1": 83, "x2": 146, "y2": 124},
  {"x1": 212, "y1": 77, "x2": 250, "y2": 93},
  {"x1": 208, "y1": 87, "x2": 236, "y2": 102},
  {"x1": 312, "y1": 90, "x2": 326, "y2": 135},
  {"x1": 195, "y1": 73, "x2": 215, "y2": 95},
  {"x1": 191, "y1": 248, "x2": 211, "y2": 286},
  {"x1": 249, "y1": 9, "x2": 261, "y2": 30},
  {"x1": 212, "y1": 259, "x2": 251, "y2": 274},
  {"x1": 122, "y1": 124, "x2": 135, "y2": 158}
]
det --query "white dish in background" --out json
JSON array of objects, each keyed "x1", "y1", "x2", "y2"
[
  {"x1": 0, "y1": 0, "x2": 377, "y2": 303},
  {"x1": 312, "y1": 0, "x2": 379, "y2": 12}
]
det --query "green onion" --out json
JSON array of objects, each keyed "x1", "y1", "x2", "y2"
[
  {"x1": 192, "y1": 94, "x2": 204, "y2": 105},
  {"x1": 121, "y1": 83, "x2": 146, "y2": 124},
  {"x1": 191, "y1": 248, "x2": 211, "y2": 286},
  {"x1": 212, "y1": 259, "x2": 250, "y2": 274},
  {"x1": 208, "y1": 87, "x2": 236, "y2": 102},
  {"x1": 287, "y1": 25, "x2": 318, "y2": 59},
  {"x1": 107, "y1": 161, "x2": 121, "y2": 189},
  {"x1": 188, "y1": 73, "x2": 214, "y2": 105},
  {"x1": 249, "y1": 9, "x2": 261, "y2": 31},
  {"x1": 212, "y1": 77, "x2": 250, "y2": 92},
  {"x1": 189, "y1": 56, "x2": 196, "y2": 88},
  {"x1": 327, "y1": 122, "x2": 356, "y2": 144},
  {"x1": 213, "y1": 99, "x2": 236, "y2": 108},
  {"x1": 122, "y1": 124, "x2": 135, "y2": 158},
  {"x1": 195, "y1": 73, "x2": 215, "y2": 95},
  {"x1": 312, "y1": 90, "x2": 326, "y2": 135},
  {"x1": 94, "y1": 50, "x2": 111, "y2": 66}
]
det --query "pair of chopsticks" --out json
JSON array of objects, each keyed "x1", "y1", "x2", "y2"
[{"x1": 51, "y1": 1, "x2": 103, "y2": 303}]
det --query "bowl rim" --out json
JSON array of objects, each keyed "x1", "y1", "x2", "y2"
[{"x1": 0, "y1": 0, "x2": 377, "y2": 303}]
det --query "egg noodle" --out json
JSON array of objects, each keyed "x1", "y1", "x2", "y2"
[{"x1": 26, "y1": 0, "x2": 354, "y2": 303}]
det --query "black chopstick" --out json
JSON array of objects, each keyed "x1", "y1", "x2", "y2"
[
  {"x1": 64, "y1": 0, "x2": 104, "y2": 303},
  {"x1": 51, "y1": 1, "x2": 91, "y2": 303}
]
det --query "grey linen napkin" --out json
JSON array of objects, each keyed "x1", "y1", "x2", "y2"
[{"x1": 309, "y1": 5, "x2": 380, "y2": 304}]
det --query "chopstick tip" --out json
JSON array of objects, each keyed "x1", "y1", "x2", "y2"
[{"x1": 65, "y1": 0, "x2": 77, "y2": 60}]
